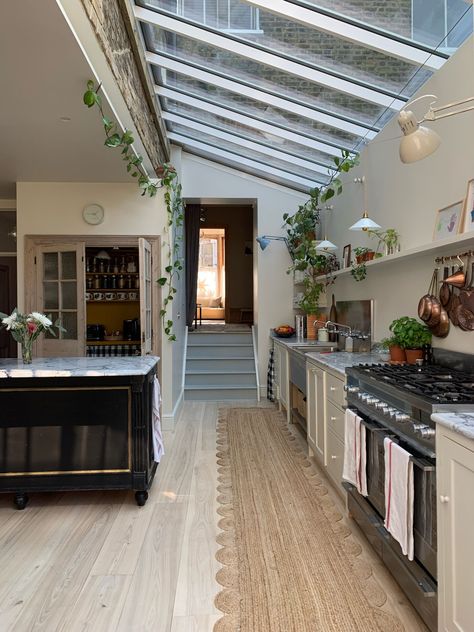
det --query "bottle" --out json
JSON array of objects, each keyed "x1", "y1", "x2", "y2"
[
  {"x1": 126, "y1": 274, "x2": 132, "y2": 289},
  {"x1": 118, "y1": 274, "x2": 125, "y2": 289},
  {"x1": 93, "y1": 275, "x2": 100, "y2": 289},
  {"x1": 102, "y1": 275, "x2": 109, "y2": 289},
  {"x1": 345, "y1": 335, "x2": 354, "y2": 352},
  {"x1": 86, "y1": 277, "x2": 93, "y2": 289},
  {"x1": 110, "y1": 275, "x2": 117, "y2": 289},
  {"x1": 134, "y1": 276, "x2": 140, "y2": 289},
  {"x1": 113, "y1": 258, "x2": 119, "y2": 274},
  {"x1": 99, "y1": 259, "x2": 105, "y2": 273},
  {"x1": 120, "y1": 256, "x2": 126, "y2": 273}
]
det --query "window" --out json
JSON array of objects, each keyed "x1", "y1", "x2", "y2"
[
  {"x1": 177, "y1": 0, "x2": 259, "y2": 32},
  {"x1": 412, "y1": 0, "x2": 472, "y2": 49},
  {"x1": 197, "y1": 229, "x2": 225, "y2": 303}
]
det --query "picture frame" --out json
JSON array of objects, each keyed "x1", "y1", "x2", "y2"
[
  {"x1": 461, "y1": 178, "x2": 474, "y2": 233},
  {"x1": 433, "y1": 200, "x2": 463, "y2": 241},
  {"x1": 342, "y1": 244, "x2": 351, "y2": 268}
]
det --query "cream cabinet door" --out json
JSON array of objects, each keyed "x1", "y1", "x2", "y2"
[
  {"x1": 139, "y1": 238, "x2": 152, "y2": 354},
  {"x1": 437, "y1": 429, "x2": 474, "y2": 631},
  {"x1": 35, "y1": 243, "x2": 85, "y2": 357},
  {"x1": 306, "y1": 365, "x2": 325, "y2": 464}
]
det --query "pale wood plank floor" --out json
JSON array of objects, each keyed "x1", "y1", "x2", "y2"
[{"x1": 0, "y1": 401, "x2": 427, "y2": 631}]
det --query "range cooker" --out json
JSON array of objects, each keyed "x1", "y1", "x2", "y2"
[{"x1": 344, "y1": 351, "x2": 474, "y2": 632}]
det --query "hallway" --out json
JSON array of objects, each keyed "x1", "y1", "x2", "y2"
[{"x1": 0, "y1": 402, "x2": 427, "y2": 631}]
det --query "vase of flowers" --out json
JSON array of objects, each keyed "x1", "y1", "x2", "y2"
[{"x1": 0, "y1": 309, "x2": 65, "y2": 364}]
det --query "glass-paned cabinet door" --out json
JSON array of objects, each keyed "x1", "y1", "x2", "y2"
[
  {"x1": 35, "y1": 243, "x2": 85, "y2": 357},
  {"x1": 139, "y1": 238, "x2": 153, "y2": 354}
]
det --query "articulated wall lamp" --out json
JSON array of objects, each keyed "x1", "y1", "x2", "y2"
[
  {"x1": 398, "y1": 93, "x2": 474, "y2": 163},
  {"x1": 349, "y1": 177, "x2": 381, "y2": 231},
  {"x1": 256, "y1": 235, "x2": 289, "y2": 251}
]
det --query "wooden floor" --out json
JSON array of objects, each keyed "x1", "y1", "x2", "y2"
[{"x1": 0, "y1": 401, "x2": 428, "y2": 631}]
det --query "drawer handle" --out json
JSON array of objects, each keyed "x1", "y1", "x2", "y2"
[
  {"x1": 440, "y1": 495, "x2": 450, "y2": 504},
  {"x1": 330, "y1": 416, "x2": 337, "y2": 421},
  {"x1": 330, "y1": 386, "x2": 337, "y2": 392},
  {"x1": 331, "y1": 455, "x2": 337, "y2": 460}
]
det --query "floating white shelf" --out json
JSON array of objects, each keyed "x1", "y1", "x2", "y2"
[{"x1": 316, "y1": 232, "x2": 474, "y2": 282}]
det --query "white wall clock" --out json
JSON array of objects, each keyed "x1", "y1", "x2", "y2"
[{"x1": 82, "y1": 204, "x2": 105, "y2": 225}]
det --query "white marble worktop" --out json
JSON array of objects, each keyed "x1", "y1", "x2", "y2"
[
  {"x1": 305, "y1": 351, "x2": 389, "y2": 376},
  {"x1": 0, "y1": 356, "x2": 160, "y2": 378},
  {"x1": 431, "y1": 412, "x2": 474, "y2": 442}
]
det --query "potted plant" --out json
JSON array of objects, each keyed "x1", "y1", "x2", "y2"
[
  {"x1": 299, "y1": 277, "x2": 325, "y2": 339},
  {"x1": 381, "y1": 335, "x2": 406, "y2": 363},
  {"x1": 389, "y1": 316, "x2": 432, "y2": 364},
  {"x1": 368, "y1": 228, "x2": 400, "y2": 256},
  {"x1": 353, "y1": 246, "x2": 375, "y2": 264}
]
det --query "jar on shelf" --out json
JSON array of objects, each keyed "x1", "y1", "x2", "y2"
[
  {"x1": 120, "y1": 257, "x2": 126, "y2": 273},
  {"x1": 126, "y1": 274, "x2": 132, "y2": 288},
  {"x1": 86, "y1": 277, "x2": 93, "y2": 289},
  {"x1": 93, "y1": 275, "x2": 101, "y2": 289},
  {"x1": 110, "y1": 275, "x2": 117, "y2": 289},
  {"x1": 113, "y1": 258, "x2": 119, "y2": 274},
  {"x1": 134, "y1": 276, "x2": 140, "y2": 289},
  {"x1": 102, "y1": 275, "x2": 109, "y2": 289},
  {"x1": 118, "y1": 274, "x2": 125, "y2": 289}
]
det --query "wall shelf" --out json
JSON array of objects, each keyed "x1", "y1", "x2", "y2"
[{"x1": 316, "y1": 232, "x2": 474, "y2": 283}]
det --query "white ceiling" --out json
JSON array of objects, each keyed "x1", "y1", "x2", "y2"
[{"x1": 0, "y1": 1, "x2": 131, "y2": 198}]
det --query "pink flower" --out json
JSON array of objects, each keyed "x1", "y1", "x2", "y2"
[{"x1": 27, "y1": 322, "x2": 37, "y2": 334}]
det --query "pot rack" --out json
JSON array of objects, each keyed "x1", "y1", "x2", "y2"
[{"x1": 435, "y1": 250, "x2": 474, "y2": 265}]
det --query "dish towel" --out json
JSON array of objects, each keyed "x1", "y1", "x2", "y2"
[
  {"x1": 384, "y1": 438, "x2": 414, "y2": 560},
  {"x1": 342, "y1": 408, "x2": 368, "y2": 496},
  {"x1": 152, "y1": 376, "x2": 165, "y2": 463},
  {"x1": 267, "y1": 348, "x2": 275, "y2": 402}
]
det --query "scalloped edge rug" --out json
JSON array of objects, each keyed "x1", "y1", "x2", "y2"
[{"x1": 214, "y1": 407, "x2": 405, "y2": 632}]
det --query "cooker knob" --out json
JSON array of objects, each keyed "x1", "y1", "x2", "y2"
[
  {"x1": 382, "y1": 406, "x2": 395, "y2": 415},
  {"x1": 367, "y1": 397, "x2": 379, "y2": 405},
  {"x1": 389, "y1": 409, "x2": 400, "y2": 419},
  {"x1": 419, "y1": 427, "x2": 435, "y2": 439},
  {"x1": 374, "y1": 401, "x2": 386, "y2": 410},
  {"x1": 344, "y1": 385, "x2": 360, "y2": 393},
  {"x1": 395, "y1": 413, "x2": 409, "y2": 422}
]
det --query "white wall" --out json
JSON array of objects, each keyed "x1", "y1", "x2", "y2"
[
  {"x1": 16, "y1": 181, "x2": 184, "y2": 417},
  {"x1": 181, "y1": 153, "x2": 307, "y2": 385},
  {"x1": 327, "y1": 37, "x2": 474, "y2": 353}
]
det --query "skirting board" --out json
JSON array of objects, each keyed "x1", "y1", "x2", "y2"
[{"x1": 162, "y1": 389, "x2": 184, "y2": 430}]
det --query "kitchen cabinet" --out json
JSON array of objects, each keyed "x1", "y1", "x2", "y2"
[
  {"x1": 306, "y1": 364, "x2": 325, "y2": 463},
  {"x1": 273, "y1": 340, "x2": 290, "y2": 421},
  {"x1": 437, "y1": 427, "x2": 474, "y2": 631}
]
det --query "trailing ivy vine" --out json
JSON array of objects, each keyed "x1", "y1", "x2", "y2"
[{"x1": 83, "y1": 80, "x2": 183, "y2": 341}]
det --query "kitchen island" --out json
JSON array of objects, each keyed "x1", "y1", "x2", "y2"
[{"x1": 0, "y1": 356, "x2": 160, "y2": 509}]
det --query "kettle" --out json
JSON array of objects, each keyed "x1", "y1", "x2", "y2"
[{"x1": 123, "y1": 318, "x2": 140, "y2": 341}]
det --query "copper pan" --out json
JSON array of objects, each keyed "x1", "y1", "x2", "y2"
[
  {"x1": 459, "y1": 261, "x2": 474, "y2": 313},
  {"x1": 426, "y1": 270, "x2": 442, "y2": 327},
  {"x1": 418, "y1": 269, "x2": 438, "y2": 322},
  {"x1": 430, "y1": 307, "x2": 450, "y2": 338},
  {"x1": 439, "y1": 267, "x2": 451, "y2": 307},
  {"x1": 445, "y1": 256, "x2": 465, "y2": 287},
  {"x1": 454, "y1": 303, "x2": 474, "y2": 331}
]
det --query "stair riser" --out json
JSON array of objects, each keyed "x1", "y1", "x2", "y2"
[
  {"x1": 188, "y1": 333, "x2": 252, "y2": 345},
  {"x1": 187, "y1": 346, "x2": 253, "y2": 359},
  {"x1": 184, "y1": 388, "x2": 257, "y2": 401},
  {"x1": 186, "y1": 358, "x2": 255, "y2": 372},
  {"x1": 185, "y1": 373, "x2": 257, "y2": 387}
]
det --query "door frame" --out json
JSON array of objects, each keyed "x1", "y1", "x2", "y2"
[{"x1": 24, "y1": 235, "x2": 161, "y2": 361}]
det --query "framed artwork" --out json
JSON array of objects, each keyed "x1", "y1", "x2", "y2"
[
  {"x1": 342, "y1": 244, "x2": 351, "y2": 268},
  {"x1": 462, "y1": 179, "x2": 474, "y2": 233},
  {"x1": 433, "y1": 201, "x2": 463, "y2": 241}
]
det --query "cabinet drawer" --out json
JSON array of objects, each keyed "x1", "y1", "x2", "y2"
[
  {"x1": 326, "y1": 400, "x2": 345, "y2": 442},
  {"x1": 326, "y1": 427, "x2": 345, "y2": 495},
  {"x1": 326, "y1": 372, "x2": 346, "y2": 408}
]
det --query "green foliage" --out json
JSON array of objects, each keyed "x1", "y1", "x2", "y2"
[
  {"x1": 83, "y1": 81, "x2": 183, "y2": 341},
  {"x1": 299, "y1": 277, "x2": 325, "y2": 314},
  {"x1": 368, "y1": 228, "x2": 400, "y2": 255},
  {"x1": 380, "y1": 336, "x2": 399, "y2": 350},
  {"x1": 350, "y1": 261, "x2": 367, "y2": 282},
  {"x1": 389, "y1": 317, "x2": 432, "y2": 349},
  {"x1": 353, "y1": 246, "x2": 370, "y2": 257}
]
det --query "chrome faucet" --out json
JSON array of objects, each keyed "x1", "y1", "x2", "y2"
[{"x1": 326, "y1": 321, "x2": 352, "y2": 337}]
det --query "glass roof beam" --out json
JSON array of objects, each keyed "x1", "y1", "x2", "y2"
[
  {"x1": 145, "y1": 51, "x2": 378, "y2": 139},
  {"x1": 168, "y1": 134, "x2": 326, "y2": 189},
  {"x1": 243, "y1": 0, "x2": 445, "y2": 70},
  {"x1": 157, "y1": 86, "x2": 353, "y2": 156},
  {"x1": 162, "y1": 112, "x2": 333, "y2": 176},
  {"x1": 134, "y1": 5, "x2": 406, "y2": 109}
]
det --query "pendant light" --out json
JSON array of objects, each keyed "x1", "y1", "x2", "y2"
[
  {"x1": 349, "y1": 177, "x2": 381, "y2": 231},
  {"x1": 315, "y1": 205, "x2": 337, "y2": 252}
]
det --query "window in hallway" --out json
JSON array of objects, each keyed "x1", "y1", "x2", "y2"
[{"x1": 197, "y1": 228, "x2": 226, "y2": 321}]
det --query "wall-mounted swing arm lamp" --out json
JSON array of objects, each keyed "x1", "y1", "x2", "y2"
[
  {"x1": 256, "y1": 235, "x2": 289, "y2": 251},
  {"x1": 398, "y1": 93, "x2": 474, "y2": 163}
]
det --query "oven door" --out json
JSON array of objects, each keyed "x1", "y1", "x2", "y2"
[{"x1": 359, "y1": 416, "x2": 437, "y2": 580}]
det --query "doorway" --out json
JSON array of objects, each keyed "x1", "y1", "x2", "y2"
[
  {"x1": 0, "y1": 210, "x2": 17, "y2": 358},
  {"x1": 197, "y1": 229, "x2": 226, "y2": 322}
]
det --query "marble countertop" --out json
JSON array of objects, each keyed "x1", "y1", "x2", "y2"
[
  {"x1": 305, "y1": 351, "x2": 389, "y2": 376},
  {"x1": 431, "y1": 412, "x2": 474, "y2": 442},
  {"x1": 0, "y1": 356, "x2": 160, "y2": 378}
]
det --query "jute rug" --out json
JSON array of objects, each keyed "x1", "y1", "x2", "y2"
[{"x1": 214, "y1": 407, "x2": 405, "y2": 632}]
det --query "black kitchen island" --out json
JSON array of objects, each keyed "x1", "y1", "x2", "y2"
[{"x1": 0, "y1": 356, "x2": 160, "y2": 509}]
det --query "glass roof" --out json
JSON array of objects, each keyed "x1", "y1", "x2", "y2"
[{"x1": 132, "y1": 0, "x2": 473, "y2": 192}]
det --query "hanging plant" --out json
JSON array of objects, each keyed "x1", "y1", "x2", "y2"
[
  {"x1": 351, "y1": 261, "x2": 367, "y2": 282},
  {"x1": 83, "y1": 81, "x2": 183, "y2": 341}
]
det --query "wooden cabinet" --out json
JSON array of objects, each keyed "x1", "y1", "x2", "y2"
[
  {"x1": 274, "y1": 341, "x2": 289, "y2": 420},
  {"x1": 306, "y1": 364, "x2": 325, "y2": 463},
  {"x1": 437, "y1": 427, "x2": 474, "y2": 631}
]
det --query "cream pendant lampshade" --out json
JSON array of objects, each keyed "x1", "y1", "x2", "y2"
[
  {"x1": 315, "y1": 238, "x2": 337, "y2": 251},
  {"x1": 349, "y1": 211, "x2": 381, "y2": 231},
  {"x1": 398, "y1": 109, "x2": 441, "y2": 164}
]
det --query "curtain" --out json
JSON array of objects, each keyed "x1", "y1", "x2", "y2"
[{"x1": 185, "y1": 204, "x2": 201, "y2": 328}]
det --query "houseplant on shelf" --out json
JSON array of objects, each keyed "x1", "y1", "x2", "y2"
[
  {"x1": 299, "y1": 276, "x2": 325, "y2": 339},
  {"x1": 368, "y1": 228, "x2": 400, "y2": 256},
  {"x1": 0, "y1": 309, "x2": 65, "y2": 364},
  {"x1": 389, "y1": 316, "x2": 432, "y2": 364},
  {"x1": 353, "y1": 246, "x2": 375, "y2": 263}
]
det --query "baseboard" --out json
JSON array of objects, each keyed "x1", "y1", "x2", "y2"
[
  {"x1": 259, "y1": 385, "x2": 267, "y2": 399},
  {"x1": 162, "y1": 390, "x2": 184, "y2": 430}
]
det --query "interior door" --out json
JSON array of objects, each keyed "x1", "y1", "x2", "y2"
[
  {"x1": 35, "y1": 243, "x2": 85, "y2": 357},
  {"x1": 139, "y1": 238, "x2": 152, "y2": 355}
]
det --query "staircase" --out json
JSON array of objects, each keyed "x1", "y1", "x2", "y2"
[{"x1": 184, "y1": 330, "x2": 258, "y2": 400}]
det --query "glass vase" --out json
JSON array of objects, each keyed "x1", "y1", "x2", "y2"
[{"x1": 21, "y1": 341, "x2": 33, "y2": 364}]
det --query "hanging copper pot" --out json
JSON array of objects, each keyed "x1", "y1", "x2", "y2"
[
  {"x1": 426, "y1": 270, "x2": 442, "y2": 327},
  {"x1": 430, "y1": 307, "x2": 450, "y2": 338},
  {"x1": 418, "y1": 269, "x2": 438, "y2": 322},
  {"x1": 445, "y1": 256, "x2": 465, "y2": 287},
  {"x1": 439, "y1": 266, "x2": 451, "y2": 307}
]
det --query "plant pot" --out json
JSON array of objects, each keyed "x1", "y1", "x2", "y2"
[
  {"x1": 405, "y1": 348, "x2": 423, "y2": 365},
  {"x1": 366, "y1": 251, "x2": 375, "y2": 261},
  {"x1": 389, "y1": 345, "x2": 406, "y2": 363},
  {"x1": 306, "y1": 313, "x2": 322, "y2": 340}
]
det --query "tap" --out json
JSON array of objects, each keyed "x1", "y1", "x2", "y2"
[
  {"x1": 313, "y1": 319, "x2": 328, "y2": 328},
  {"x1": 326, "y1": 321, "x2": 352, "y2": 337}
]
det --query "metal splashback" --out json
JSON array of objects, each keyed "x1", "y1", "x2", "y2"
[{"x1": 335, "y1": 300, "x2": 373, "y2": 352}]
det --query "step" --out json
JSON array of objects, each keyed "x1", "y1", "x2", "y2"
[
  {"x1": 184, "y1": 385, "x2": 258, "y2": 401},
  {"x1": 186, "y1": 358, "x2": 255, "y2": 372},
  {"x1": 187, "y1": 332, "x2": 252, "y2": 345},
  {"x1": 185, "y1": 371, "x2": 257, "y2": 387},
  {"x1": 187, "y1": 345, "x2": 254, "y2": 359}
]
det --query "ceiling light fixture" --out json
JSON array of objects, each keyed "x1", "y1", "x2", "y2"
[
  {"x1": 397, "y1": 93, "x2": 474, "y2": 163},
  {"x1": 350, "y1": 176, "x2": 381, "y2": 231}
]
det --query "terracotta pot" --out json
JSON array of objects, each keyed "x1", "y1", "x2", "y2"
[
  {"x1": 366, "y1": 251, "x2": 375, "y2": 261},
  {"x1": 389, "y1": 345, "x2": 406, "y2": 363},
  {"x1": 405, "y1": 348, "x2": 423, "y2": 365},
  {"x1": 306, "y1": 313, "x2": 324, "y2": 340}
]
